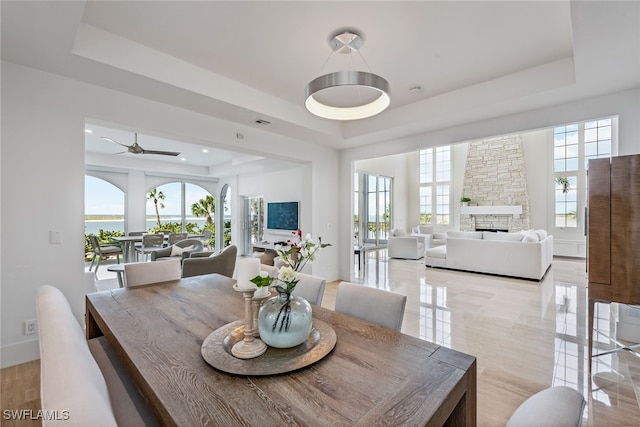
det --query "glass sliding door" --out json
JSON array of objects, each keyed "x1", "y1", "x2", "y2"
[
  {"x1": 357, "y1": 173, "x2": 392, "y2": 247},
  {"x1": 244, "y1": 196, "x2": 264, "y2": 255}
]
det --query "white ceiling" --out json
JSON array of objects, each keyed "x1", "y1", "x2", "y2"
[{"x1": 2, "y1": 1, "x2": 639, "y2": 177}]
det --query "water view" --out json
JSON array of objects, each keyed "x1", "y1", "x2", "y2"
[{"x1": 85, "y1": 216, "x2": 208, "y2": 235}]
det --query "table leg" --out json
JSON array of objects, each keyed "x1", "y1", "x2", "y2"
[
  {"x1": 123, "y1": 241, "x2": 135, "y2": 263},
  {"x1": 116, "y1": 272, "x2": 124, "y2": 288}
]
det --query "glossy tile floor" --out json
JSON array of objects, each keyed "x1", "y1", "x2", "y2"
[
  {"x1": 91, "y1": 254, "x2": 640, "y2": 427},
  {"x1": 330, "y1": 250, "x2": 640, "y2": 427}
]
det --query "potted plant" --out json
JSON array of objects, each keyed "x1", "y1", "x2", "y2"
[
  {"x1": 460, "y1": 197, "x2": 471, "y2": 206},
  {"x1": 555, "y1": 177, "x2": 570, "y2": 194}
]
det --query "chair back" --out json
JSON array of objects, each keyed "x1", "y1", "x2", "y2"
[
  {"x1": 168, "y1": 233, "x2": 188, "y2": 245},
  {"x1": 260, "y1": 264, "x2": 278, "y2": 277},
  {"x1": 506, "y1": 386, "x2": 585, "y2": 427},
  {"x1": 174, "y1": 238, "x2": 203, "y2": 251},
  {"x1": 334, "y1": 281, "x2": 407, "y2": 331},
  {"x1": 201, "y1": 230, "x2": 213, "y2": 249},
  {"x1": 89, "y1": 235, "x2": 101, "y2": 254},
  {"x1": 292, "y1": 273, "x2": 326, "y2": 306},
  {"x1": 141, "y1": 234, "x2": 164, "y2": 249},
  {"x1": 128, "y1": 231, "x2": 145, "y2": 236},
  {"x1": 181, "y1": 245, "x2": 237, "y2": 278},
  {"x1": 124, "y1": 259, "x2": 182, "y2": 287}
]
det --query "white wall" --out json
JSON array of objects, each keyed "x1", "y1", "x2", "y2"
[
  {"x1": 1, "y1": 62, "x2": 340, "y2": 367},
  {"x1": 236, "y1": 166, "x2": 311, "y2": 253}
]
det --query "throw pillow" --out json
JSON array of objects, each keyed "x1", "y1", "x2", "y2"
[
  {"x1": 534, "y1": 229, "x2": 548, "y2": 240},
  {"x1": 463, "y1": 231, "x2": 484, "y2": 239},
  {"x1": 483, "y1": 232, "x2": 524, "y2": 242},
  {"x1": 523, "y1": 233, "x2": 540, "y2": 243},
  {"x1": 209, "y1": 249, "x2": 223, "y2": 258},
  {"x1": 392, "y1": 228, "x2": 407, "y2": 237},
  {"x1": 171, "y1": 244, "x2": 195, "y2": 257},
  {"x1": 446, "y1": 230, "x2": 465, "y2": 238}
]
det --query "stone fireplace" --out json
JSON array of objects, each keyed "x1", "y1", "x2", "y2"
[{"x1": 461, "y1": 136, "x2": 531, "y2": 232}]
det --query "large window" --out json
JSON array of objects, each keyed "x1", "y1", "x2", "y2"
[
  {"x1": 553, "y1": 118, "x2": 614, "y2": 230},
  {"x1": 221, "y1": 185, "x2": 232, "y2": 247},
  {"x1": 147, "y1": 182, "x2": 216, "y2": 240},
  {"x1": 85, "y1": 175, "x2": 125, "y2": 235},
  {"x1": 245, "y1": 196, "x2": 264, "y2": 254},
  {"x1": 419, "y1": 146, "x2": 451, "y2": 225}
]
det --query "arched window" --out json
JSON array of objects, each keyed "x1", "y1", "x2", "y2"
[
  {"x1": 85, "y1": 175, "x2": 125, "y2": 256},
  {"x1": 85, "y1": 175, "x2": 125, "y2": 235}
]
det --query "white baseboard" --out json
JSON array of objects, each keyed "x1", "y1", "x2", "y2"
[
  {"x1": 1, "y1": 339, "x2": 40, "y2": 368},
  {"x1": 553, "y1": 239, "x2": 586, "y2": 258}
]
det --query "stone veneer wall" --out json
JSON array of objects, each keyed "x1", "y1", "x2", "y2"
[{"x1": 461, "y1": 136, "x2": 531, "y2": 231}]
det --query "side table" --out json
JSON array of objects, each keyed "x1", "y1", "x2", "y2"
[{"x1": 106, "y1": 264, "x2": 126, "y2": 288}]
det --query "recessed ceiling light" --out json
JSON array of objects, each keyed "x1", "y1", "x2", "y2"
[
  {"x1": 202, "y1": 149, "x2": 208, "y2": 153},
  {"x1": 85, "y1": 129, "x2": 93, "y2": 134},
  {"x1": 180, "y1": 158, "x2": 186, "y2": 161}
]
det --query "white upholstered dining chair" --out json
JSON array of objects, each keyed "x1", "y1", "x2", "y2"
[
  {"x1": 506, "y1": 386, "x2": 585, "y2": 427},
  {"x1": 258, "y1": 266, "x2": 326, "y2": 306},
  {"x1": 292, "y1": 273, "x2": 326, "y2": 306},
  {"x1": 124, "y1": 259, "x2": 182, "y2": 287},
  {"x1": 334, "y1": 281, "x2": 407, "y2": 331}
]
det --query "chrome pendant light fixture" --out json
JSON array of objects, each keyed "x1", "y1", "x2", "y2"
[{"x1": 304, "y1": 31, "x2": 390, "y2": 121}]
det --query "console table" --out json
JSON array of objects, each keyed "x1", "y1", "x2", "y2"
[{"x1": 251, "y1": 242, "x2": 290, "y2": 265}]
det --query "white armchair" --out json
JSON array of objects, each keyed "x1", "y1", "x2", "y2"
[
  {"x1": 411, "y1": 225, "x2": 445, "y2": 248},
  {"x1": 388, "y1": 229, "x2": 425, "y2": 259}
]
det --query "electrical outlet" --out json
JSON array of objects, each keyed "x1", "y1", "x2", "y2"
[{"x1": 24, "y1": 319, "x2": 37, "y2": 335}]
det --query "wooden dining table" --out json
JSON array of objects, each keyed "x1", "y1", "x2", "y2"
[{"x1": 86, "y1": 274, "x2": 477, "y2": 426}]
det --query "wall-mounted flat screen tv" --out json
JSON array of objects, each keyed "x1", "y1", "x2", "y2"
[{"x1": 267, "y1": 201, "x2": 299, "y2": 232}]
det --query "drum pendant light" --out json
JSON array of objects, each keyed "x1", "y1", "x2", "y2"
[{"x1": 304, "y1": 31, "x2": 390, "y2": 121}]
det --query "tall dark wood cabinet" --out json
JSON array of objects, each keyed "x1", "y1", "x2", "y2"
[{"x1": 587, "y1": 154, "x2": 640, "y2": 359}]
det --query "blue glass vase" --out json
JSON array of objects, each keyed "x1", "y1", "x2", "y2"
[{"x1": 258, "y1": 291, "x2": 312, "y2": 348}]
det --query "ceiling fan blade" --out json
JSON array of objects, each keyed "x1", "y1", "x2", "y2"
[
  {"x1": 141, "y1": 149, "x2": 181, "y2": 157},
  {"x1": 101, "y1": 136, "x2": 131, "y2": 149}
]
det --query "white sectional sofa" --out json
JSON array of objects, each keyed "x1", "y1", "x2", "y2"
[{"x1": 424, "y1": 230, "x2": 553, "y2": 280}]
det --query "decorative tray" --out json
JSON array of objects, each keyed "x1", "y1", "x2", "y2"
[{"x1": 201, "y1": 319, "x2": 337, "y2": 376}]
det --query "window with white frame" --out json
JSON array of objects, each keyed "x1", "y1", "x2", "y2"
[
  {"x1": 419, "y1": 146, "x2": 451, "y2": 225},
  {"x1": 553, "y1": 118, "x2": 614, "y2": 230}
]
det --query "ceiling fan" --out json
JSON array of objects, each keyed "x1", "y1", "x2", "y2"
[{"x1": 101, "y1": 133, "x2": 181, "y2": 157}]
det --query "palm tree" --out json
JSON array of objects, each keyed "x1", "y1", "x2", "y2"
[
  {"x1": 191, "y1": 195, "x2": 215, "y2": 225},
  {"x1": 148, "y1": 188, "x2": 166, "y2": 228}
]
